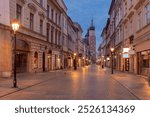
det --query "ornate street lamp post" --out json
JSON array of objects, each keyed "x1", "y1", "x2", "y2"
[
  {"x1": 110, "y1": 48, "x2": 115, "y2": 74},
  {"x1": 11, "y1": 19, "x2": 20, "y2": 88}
]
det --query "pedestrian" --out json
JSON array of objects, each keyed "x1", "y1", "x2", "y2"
[{"x1": 73, "y1": 59, "x2": 77, "y2": 70}]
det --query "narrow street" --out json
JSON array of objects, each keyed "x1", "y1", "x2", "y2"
[{"x1": 0, "y1": 65, "x2": 150, "y2": 100}]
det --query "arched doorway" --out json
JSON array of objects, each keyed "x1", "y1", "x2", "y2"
[
  {"x1": 34, "y1": 52, "x2": 38, "y2": 69},
  {"x1": 16, "y1": 39, "x2": 29, "y2": 73},
  {"x1": 43, "y1": 52, "x2": 45, "y2": 72},
  {"x1": 47, "y1": 50, "x2": 52, "y2": 71}
]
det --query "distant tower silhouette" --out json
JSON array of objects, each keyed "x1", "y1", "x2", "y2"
[{"x1": 88, "y1": 19, "x2": 96, "y2": 63}]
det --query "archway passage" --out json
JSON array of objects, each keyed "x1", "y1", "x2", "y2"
[{"x1": 15, "y1": 39, "x2": 29, "y2": 73}]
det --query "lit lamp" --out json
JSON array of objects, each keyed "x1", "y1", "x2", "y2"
[
  {"x1": 110, "y1": 47, "x2": 115, "y2": 74},
  {"x1": 107, "y1": 57, "x2": 110, "y2": 61},
  {"x1": 110, "y1": 48, "x2": 115, "y2": 53},
  {"x1": 12, "y1": 19, "x2": 20, "y2": 88}
]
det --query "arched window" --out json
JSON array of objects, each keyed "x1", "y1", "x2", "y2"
[{"x1": 34, "y1": 52, "x2": 38, "y2": 69}]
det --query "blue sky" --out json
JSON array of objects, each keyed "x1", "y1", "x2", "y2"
[{"x1": 64, "y1": 0, "x2": 111, "y2": 51}]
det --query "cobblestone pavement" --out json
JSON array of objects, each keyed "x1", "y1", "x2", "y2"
[{"x1": 0, "y1": 65, "x2": 150, "y2": 100}]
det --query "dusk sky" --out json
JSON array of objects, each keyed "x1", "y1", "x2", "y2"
[{"x1": 64, "y1": 0, "x2": 111, "y2": 51}]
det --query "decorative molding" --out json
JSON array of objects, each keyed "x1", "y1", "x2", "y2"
[
  {"x1": 28, "y1": 3, "x2": 37, "y2": 12},
  {"x1": 17, "y1": 0, "x2": 27, "y2": 6},
  {"x1": 38, "y1": 11, "x2": 45, "y2": 19}
]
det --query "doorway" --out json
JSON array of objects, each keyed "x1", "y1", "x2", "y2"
[
  {"x1": 125, "y1": 58, "x2": 129, "y2": 71},
  {"x1": 43, "y1": 52, "x2": 45, "y2": 72},
  {"x1": 16, "y1": 52, "x2": 28, "y2": 73}
]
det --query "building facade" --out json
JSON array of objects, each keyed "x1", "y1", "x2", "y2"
[
  {"x1": 0, "y1": 0, "x2": 84, "y2": 77},
  {"x1": 99, "y1": 0, "x2": 150, "y2": 78}
]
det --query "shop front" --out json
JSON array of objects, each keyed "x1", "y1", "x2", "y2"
[
  {"x1": 135, "y1": 36, "x2": 150, "y2": 76},
  {"x1": 137, "y1": 50, "x2": 150, "y2": 76}
]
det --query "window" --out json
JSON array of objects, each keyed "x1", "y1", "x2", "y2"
[
  {"x1": 56, "y1": 13, "x2": 57, "y2": 24},
  {"x1": 58, "y1": 32, "x2": 61, "y2": 45},
  {"x1": 55, "y1": 30, "x2": 57, "y2": 44},
  {"x1": 130, "y1": 18, "x2": 133, "y2": 35},
  {"x1": 40, "y1": 0, "x2": 43, "y2": 6},
  {"x1": 47, "y1": 24, "x2": 50, "y2": 42},
  {"x1": 124, "y1": 25, "x2": 128, "y2": 39},
  {"x1": 129, "y1": 0, "x2": 133, "y2": 8},
  {"x1": 63, "y1": 17, "x2": 67, "y2": 29},
  {"x1": 59, "y1": 15, "x2": 61, "y2": 25},
  {"x1": 16, "y1": 4, "x2": 22, "y2": 23},
  {"x1": 40, "y1": 19, "x2": 43, "y2": 34},
  {"x1": 145, "y1": 3, "x2": 150, "y2": 25},
  {"x1": 51, "y1": 26, "x2": 54, "y2": 43},
  {"x1": 30, "y1": 13, "x2": 34, "y2": 30},
  {"x1": 51, "y1": 9, "x2": 54, "y2": 21},
  {"x1": 124, "y1": 2, "x2": 127, "y2": 16},
  {"x1": 138, "y1": 12, "x2": 142, "y2": 30},
  {"x1": 47, "y1": 5, "x2": 50, "y2": 18}
]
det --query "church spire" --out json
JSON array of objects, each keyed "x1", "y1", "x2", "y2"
[
  {"x1": 91, "y1": 18, "x2": 94, "y2": 27},
  {"x1": 89, "y1": 18, "x2": 95, "y2": 30}
]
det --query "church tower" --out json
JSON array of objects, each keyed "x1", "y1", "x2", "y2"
[{"x1": 88, "y1": 19, "x2": 96, "y2": 63}]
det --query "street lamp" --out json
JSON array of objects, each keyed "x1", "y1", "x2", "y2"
[
  {"x1": 73, "y1": 53, "x2": 77, "y2": 70},
  {"x1": 74, "y1": 53, "x2": 77, "y2": 56},
  {"x1": 12, "y1": 19, "x2": 20, "y2": 88},
  {"x1": 110, "y1": 47, "x2": 115, "y2": 74}
]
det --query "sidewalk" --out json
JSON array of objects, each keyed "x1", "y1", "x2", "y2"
[
  {"x1": 0, "y1": 71, "x2": 64, "y2": 98},
  {"x1": 102, "y1": 67, "x2": 150, "y2": 100}
]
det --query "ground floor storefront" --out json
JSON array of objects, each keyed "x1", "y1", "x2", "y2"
[
  {"x1": 137, "y1": 50, "x2": 150, "y2": 76},
  {"x1": 0, "y1": 29, "x2": 63, "y2": 77},
  {"x1": 135, "y1": 33, "x2": 150, "y2": 77}
]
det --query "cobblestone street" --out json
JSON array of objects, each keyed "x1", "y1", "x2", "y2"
[{"x1": 0, "y1": 65, "x2": 150, "y2": 100}]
